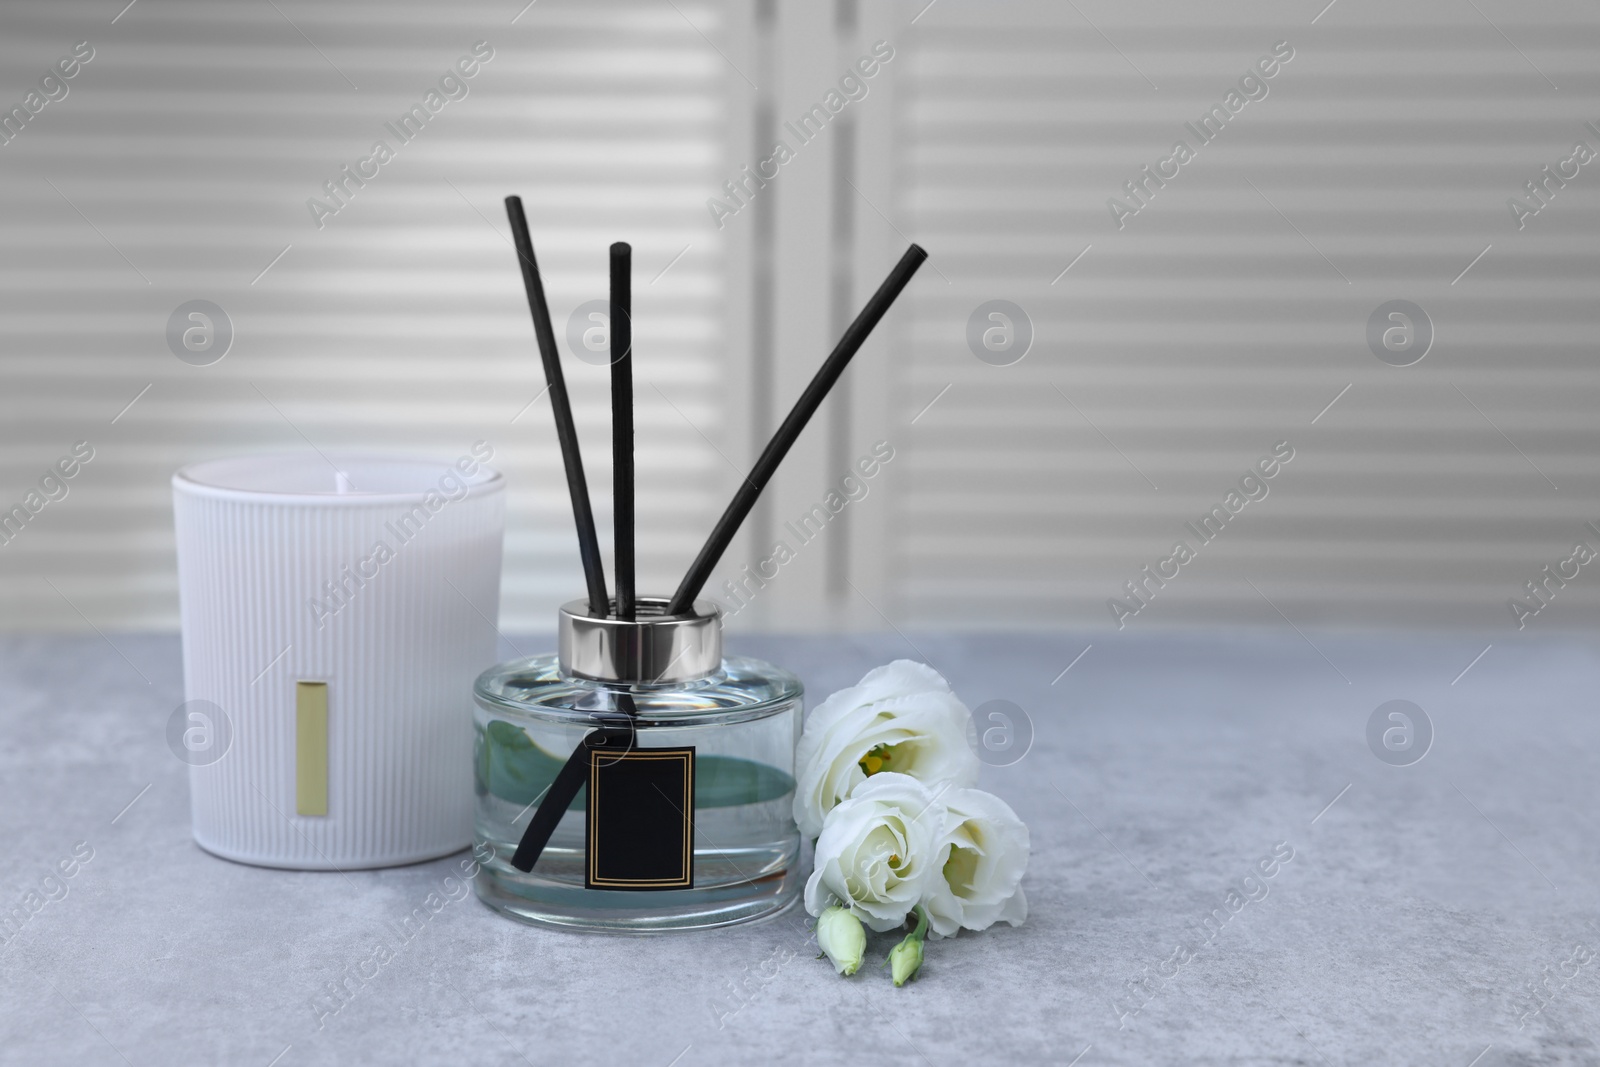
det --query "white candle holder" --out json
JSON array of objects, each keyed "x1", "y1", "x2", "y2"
[{"x1": 172, "y1": 451, "x2": 505, "y2": 869}]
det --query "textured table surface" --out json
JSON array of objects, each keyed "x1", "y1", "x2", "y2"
[{"x1": 2, "y1": 629, "x2": 1598, "y2": 1066}]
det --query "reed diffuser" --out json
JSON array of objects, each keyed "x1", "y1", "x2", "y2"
[{"x1": 472, "y1": 196, "x2": 926, "y2": 931}]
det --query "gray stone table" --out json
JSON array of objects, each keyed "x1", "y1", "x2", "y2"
[{"x1": 2, "y1": 629, "x2": 1598, "y2": 1066}]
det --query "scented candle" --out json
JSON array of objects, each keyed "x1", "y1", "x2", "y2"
[{"x1": 173, "y1": 452, "x2": 504, "y2": 869}]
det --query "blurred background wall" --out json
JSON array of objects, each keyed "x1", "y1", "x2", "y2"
[{"x1": 2, "y1": 0, "x2": 1598, "y2": 636}]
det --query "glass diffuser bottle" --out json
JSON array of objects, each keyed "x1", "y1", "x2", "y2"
[
  {"x1": 472, "y1": 596, "x2": 803, "y2": 931},
  {"x1": 479, "y1": 198, "x2": 924, "y2": 932}
]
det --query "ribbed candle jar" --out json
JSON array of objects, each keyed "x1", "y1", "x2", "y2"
[{"x1": 172, "y1": 452, "x2": 505, "y2": 869}]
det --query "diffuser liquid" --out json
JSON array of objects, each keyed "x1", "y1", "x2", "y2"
[{"x1": 473, "y1": 653, "x2": 803, "y2": 932}]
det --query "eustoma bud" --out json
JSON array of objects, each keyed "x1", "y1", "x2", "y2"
[
  {"x1": 816, "y1": 906, "x2": 866, "y2": 976},
  {"x1": 888, "y1": 906, "x2": 929, "y2": 987}
]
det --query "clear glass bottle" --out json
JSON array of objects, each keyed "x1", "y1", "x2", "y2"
[{"x1": 472, "y1": 597, "x2": 803, "y2": 931}]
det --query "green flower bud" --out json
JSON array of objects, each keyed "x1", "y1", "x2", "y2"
[
  {"x1": 888, "y1": 905, "x2": 929, "y2": 987},
  {"x1": 816, "y1": 906, "x2": 866, "y2": 976},
  {"x1": 888, "y1": 933, "x2": 924, "y2": 987}
]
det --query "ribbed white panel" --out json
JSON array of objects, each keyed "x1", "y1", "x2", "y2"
[
  {"x1": 0, "y1": 0, "x2": 733, "y2": 633},
  {"x1": 174, "y1": 456, "x2": 503, "y2": 868},
  {"x1": 890, "y1": 0, "x2": 1600, "y2": 630}
]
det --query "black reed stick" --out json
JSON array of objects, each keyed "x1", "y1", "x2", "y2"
[
  {"x1": 504, "y1": 196, "x2": 609, "y2": 617},
  {"x1": 610, "y1": 241, "x2": 635, "y2": 621},
  {"x1": 666, "y1": 243, "x2": 928, "y2": 615}
]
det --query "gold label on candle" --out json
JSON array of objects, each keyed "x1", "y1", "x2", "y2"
[
  {"x1": 296, "y1": 682, "x2": 329, "y2": 817},
  {"x1": 585, "y1": 747, "x2": 694, "y2": 890}
]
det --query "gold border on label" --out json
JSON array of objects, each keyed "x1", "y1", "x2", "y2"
[{"x1": 587, "y1": 750, "x2": 693, "y2": 888}]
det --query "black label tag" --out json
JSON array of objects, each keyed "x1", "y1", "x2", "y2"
[{"x1": 585, "y1": 746, "x2": 694, "y2": 890}]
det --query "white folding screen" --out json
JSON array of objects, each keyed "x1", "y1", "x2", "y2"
[{"x1": 5, "y1": 0, "x2": 1600, "y2": 638}]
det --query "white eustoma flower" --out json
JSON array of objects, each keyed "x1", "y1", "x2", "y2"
[
  {"x1": 793, "y1": 660, "x2": 979, "y2": 839},
  {"x1": 804, "y1": 772, "x2": 948, "y2": 932},
  {"x1": 922, "y1": 786, "x2": 1029, "y2": 938}
]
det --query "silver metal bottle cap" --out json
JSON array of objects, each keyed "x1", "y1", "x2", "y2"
[{"x1": 557, "y1": 596, "x2": 723, "y2": 684}]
